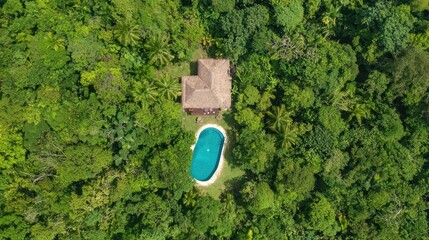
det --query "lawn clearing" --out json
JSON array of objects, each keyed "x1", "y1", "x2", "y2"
[
  {"x1": 182, "y1": 111, "x2": 244, "y2": 199},
  {"x1": 158, "y1": 47, "x2": 208, "y2": 79},
  {"x1": 197, "y1": 158, "x2": 244, "y2": 200}
]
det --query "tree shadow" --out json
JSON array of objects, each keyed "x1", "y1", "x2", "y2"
[
  {"x1": 220, "y1": 172, "x2": 249, "y2": 205},
  {"x1": 189, "y1": 61, "x2": 198, "y2": 75},
  {"x1": 177, "y1": 76, "x2": 183, "y2": 104},
  {"x1": 223, "y1": 130, "x2": 236, "y2": 165},
  {"x1": 180, "y1": 0, "x2": 193, "y2": 7},
  {"x1": 222, "y1": 110, "x2": 237, "y2": 129},
  {"x1": 222, "y1": 111, "x2": 241, "y2": 168}
]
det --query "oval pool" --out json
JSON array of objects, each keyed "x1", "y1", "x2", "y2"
[{"x1": 190, "y1": 127, "x2": 225, "y2": 181}]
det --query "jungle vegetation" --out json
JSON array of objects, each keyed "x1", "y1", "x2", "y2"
[{"x1": 0, "y1": 0, "x2": 428, "y2": 239}]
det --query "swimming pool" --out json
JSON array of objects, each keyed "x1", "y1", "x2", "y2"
[{"x1": 190, "y1": 127, "x2": 225, "y2": 182}]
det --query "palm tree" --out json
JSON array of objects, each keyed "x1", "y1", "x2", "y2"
[
  {"x1": 222, "y1": 193, "x2": 235, "y2": 211},
  {"x1": 322, "y1": 6, "x2": 342, "y2": 38},
  {"x1": 114, "y1": 20, "x2": 141, "y2": 47},
  {"x1": 131, "y1": 80, "x2": 159, "y2": 108},
  {"x1": 182, "y1": 189, "x2": 197, "y2": 207},
  {"x1": 330, "y1": 90, "x2": 354, "y2": 111},
  {"x1": 144, "y1": 34, "x2": 173, "y2": 67},
  {"x1": 44, "y1": 32, "x2": 65, "y2": 51},
  {"x1": 348, "y1": 101, "x2": 374, "y2": 125},
  {"x1": 155, "y1": 75, "x2": 181, "y2": 101},
  {"x1": 201, "y1": 35, "x2": 219, "y2": 47},
  {"x1": 257, "y1": 90, "x2": 275, "y2": 112},
  {"x1": 279, "y1": 124, "x2": 299, "y2": 149},
  {"x1": 266, "y1": 105, "x2": 292, "y2": 132}
]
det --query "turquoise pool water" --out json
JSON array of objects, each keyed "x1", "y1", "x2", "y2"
[{"x1": 190, "y1": 127, "x2": 225, "y2": 181}]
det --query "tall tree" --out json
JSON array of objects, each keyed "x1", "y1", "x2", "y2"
[
  {"x1": 388, "y1": 47, "x2": 429, "y2": 106},
  {"x1": 114, "y1": 20, "x2": 141, "y2": 47},
  {"x1": 144, "y1": 34, "x2": 174, "y2": 67},
  {"x1": 155, "y1": 75, "x2": 181, "y2": 101},
  {"x1": 266, "y1": 105, "x2": 292, "y2": 132}
]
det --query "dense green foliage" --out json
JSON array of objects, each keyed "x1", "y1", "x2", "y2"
[{"x1": 0, "y1": 0, "x2": 428, "y2": 239}]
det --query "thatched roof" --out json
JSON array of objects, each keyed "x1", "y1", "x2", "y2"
[{"x1": 182, "y1": 59, "x2": 232, "y2": 109}]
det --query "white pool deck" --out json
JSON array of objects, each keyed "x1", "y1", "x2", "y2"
[{"x1": 190, "y1": 124, "x2": 227, "y2": 186}]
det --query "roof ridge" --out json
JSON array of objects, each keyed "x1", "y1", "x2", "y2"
[
  {"x1": 182, "y1": 59, "x2": 231, "y2": 109},
  {"x1": 192, "y1": 88, "x2": 223, "y2": 104}
]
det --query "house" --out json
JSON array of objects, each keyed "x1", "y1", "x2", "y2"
[{"x1": 181, "y1": 59, "x2": 232, "y2": 115}]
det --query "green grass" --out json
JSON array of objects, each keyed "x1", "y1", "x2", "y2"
[
  {"x1": 158, "y1": 47, "x2": 208, "y2": 79},
  {"x1": 181, "y1": 111, "x2": 231, "y2": 132},
  {"x1": 198, "y1": 160, "x2": 244, "y2": 200}
]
